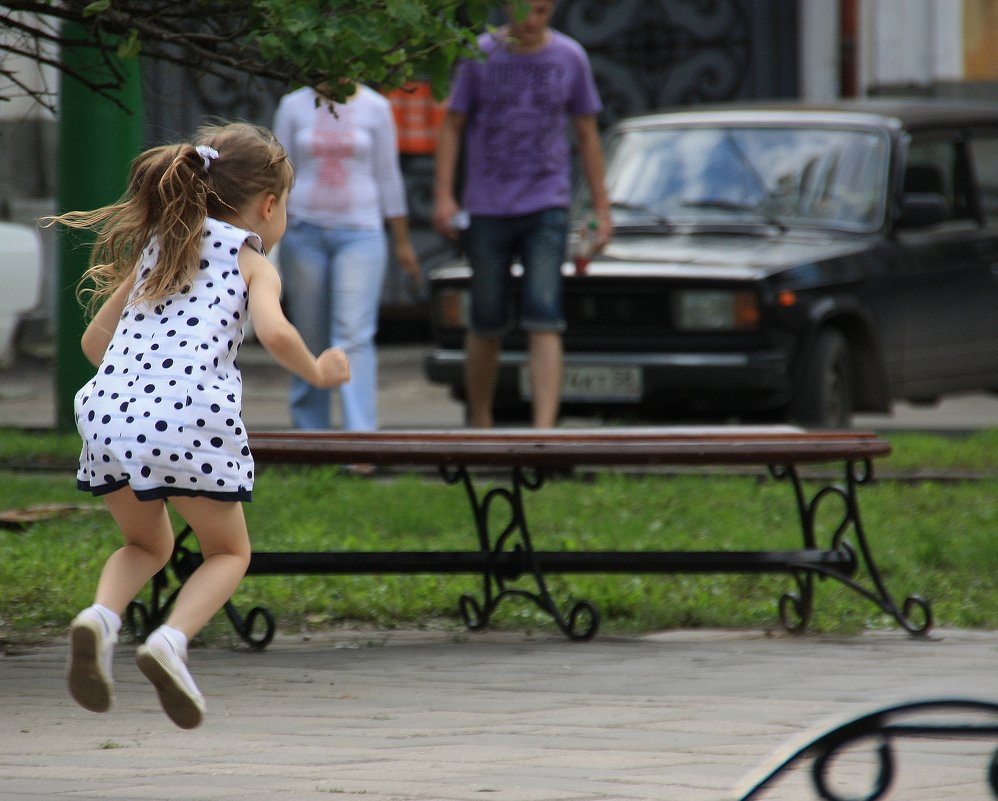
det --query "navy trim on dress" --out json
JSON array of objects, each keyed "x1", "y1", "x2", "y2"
[{"x1": 77, "y1": 479, "x2": 252, "y2": 503}]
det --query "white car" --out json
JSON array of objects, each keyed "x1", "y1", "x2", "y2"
[{"x1": 0, "y1": 220, "x2": 42, "y2": 366}]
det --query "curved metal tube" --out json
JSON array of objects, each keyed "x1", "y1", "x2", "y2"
[{"x1": 733, "y1": 698, "x2": 998, "y2": 801}]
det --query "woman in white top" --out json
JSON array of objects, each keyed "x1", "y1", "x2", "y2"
[{"x1": 274, "y1": 83, "x2": 419, "y2": 433}]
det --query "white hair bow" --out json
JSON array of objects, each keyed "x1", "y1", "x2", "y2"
[{"x1": 195, "y1": 145, "x2": 220, "y2": 171}]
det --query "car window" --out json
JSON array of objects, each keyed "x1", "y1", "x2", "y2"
[
  {"x1": 967, "y1": 131, "x2": 998, "y2": 224},
  {"x1": 603, "y1": 125, "x2": 890, "y2": 231},
  {"x1": 903, "y1": 137, "x2": 974, "y2": 225}
]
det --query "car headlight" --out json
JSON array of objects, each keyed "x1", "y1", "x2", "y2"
[{"x1": 673, "y1": 289, "x2": 760, "y2": 331}]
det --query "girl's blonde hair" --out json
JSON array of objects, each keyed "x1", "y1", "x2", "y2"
[{"x1": 46, "y1": 121, "x2": 293, "y2": 316}]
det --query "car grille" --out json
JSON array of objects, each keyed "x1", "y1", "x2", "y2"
[{"x1": 564, "y1": 288, "x2": 665, "y2": 328}]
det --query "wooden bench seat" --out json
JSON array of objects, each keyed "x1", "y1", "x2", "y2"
[
  {"x1": 247, "y1": 426, "x2": 892, "y2": 467},
  {"x1": 128, "y1": 426, "x2": 932, "y2": 649}
]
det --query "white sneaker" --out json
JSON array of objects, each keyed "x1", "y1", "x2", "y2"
[
  {"x1": 136, "y1": 628, "x2": 206, "y2": 729},
  {"x1": 67, "y1": 608, "x2": 116, "y2": 713}
]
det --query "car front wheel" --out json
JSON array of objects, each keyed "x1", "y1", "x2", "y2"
[{"x1": 791, "y1": 329, "x2": 854, "y2": 428}]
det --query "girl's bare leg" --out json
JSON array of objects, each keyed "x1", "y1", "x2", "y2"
[
  {"x1": 94, "y1": 489, "x2": 177, "y2": 615},
  {"x1": 132, "y1": 496, "x2": 250, "y2": 729},
  {"x1": 92, "y1": 491, "x2": 251, "y2": 636},
  {"x1": 160, "y1": 496, "x2": 251, "y2": 639},
  {"x1": 68, "y1": 488, "x2": 174, "y2": 713}
]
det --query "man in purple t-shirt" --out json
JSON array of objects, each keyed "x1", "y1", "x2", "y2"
[{"x1": 433, "y1": 0, "x2": 611, "y2": 428}]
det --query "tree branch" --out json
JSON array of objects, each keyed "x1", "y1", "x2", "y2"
[{"x1": 1, "y1": 0, "x2": 492, "y2": 110}]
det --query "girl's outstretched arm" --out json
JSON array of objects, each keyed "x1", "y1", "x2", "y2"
[
  {"x1": 241, "y1": 245, "x2": 350, "y2": 389},
  {"x1": 80, "y1": 273, "x2": 136, "y2": 366}
]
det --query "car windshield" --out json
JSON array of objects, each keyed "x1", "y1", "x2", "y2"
[{"x1": 604, "y1": 124, "x2": 890, "y2": 232}]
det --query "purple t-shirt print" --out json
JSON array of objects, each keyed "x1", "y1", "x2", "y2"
[{"x1": 448, "y1": 30, "x2": 603, "y2": 216}]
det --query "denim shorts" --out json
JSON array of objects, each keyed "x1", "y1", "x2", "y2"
[{"x1": 462, "y1": 207, "x2": 569, "y2": 336}]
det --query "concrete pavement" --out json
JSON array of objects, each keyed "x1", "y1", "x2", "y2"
[{"x1": 2, "y1": 627, "x2": 997, "y2": 800}]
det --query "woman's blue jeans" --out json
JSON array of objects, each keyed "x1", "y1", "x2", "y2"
[{"x1": 278, "y1": 220, "x2": 387, "y2": 431}]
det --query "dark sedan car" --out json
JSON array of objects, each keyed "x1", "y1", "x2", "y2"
[{"x1": 424, "y1": 100, "x2": 998, "y2": 426}]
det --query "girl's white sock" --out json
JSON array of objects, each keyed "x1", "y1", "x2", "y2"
[
  {"x1": 158, "y1": 625, "x2": 189, "y2": 655},
  {"x1": 91, "y1": 604, "x2": 122, "y2": 635}
]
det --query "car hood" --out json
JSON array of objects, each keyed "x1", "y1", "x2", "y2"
[{"x1": 586, "y1": 231, "x2": 874, "y2": 280}]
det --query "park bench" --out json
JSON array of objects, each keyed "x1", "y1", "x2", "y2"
[{"x1": 128, "y1": 426, "x2": 933, "y2": 650}]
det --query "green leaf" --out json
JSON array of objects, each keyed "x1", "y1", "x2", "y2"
[
  {"x1": 383, "y1": 48, "x2": 407, "y2": 66},
  {"x1": 83, "y1": 0, "x2": 111, "y2": 16},
  {"x1": 116, "y1": 30, "x2": 141, "y2": 60},
  {"x1": 385, "y1": 0, "x2": 424, "y2": 25}
]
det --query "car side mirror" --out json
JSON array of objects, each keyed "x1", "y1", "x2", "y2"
[{"x1": 898, "y1": 192, "x2": 948, "y2": 228}]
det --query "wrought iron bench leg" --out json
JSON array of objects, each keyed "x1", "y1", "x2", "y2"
[
  {"x1": 771, "y1": 459, "x2": 932, "y2": 635},
  {"x1": 447, "y1": 465, "x2": 599, "y2": 641}
]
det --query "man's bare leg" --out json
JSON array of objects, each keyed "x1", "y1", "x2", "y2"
[
  {"x1": 464, "y1": 332, "x2": 501, "y2": 428},
  {"x1": 528, "y1": 331, "x2": 563, "y2": 428}
]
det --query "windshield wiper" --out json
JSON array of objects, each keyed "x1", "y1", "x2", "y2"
[{"x1": 681, "y1": 199, "x2": 787, "y2": 232}]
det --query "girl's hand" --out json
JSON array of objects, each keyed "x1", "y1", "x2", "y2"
[{"x1": 315, "y1": 347, "x2": 351, "y2": 388}]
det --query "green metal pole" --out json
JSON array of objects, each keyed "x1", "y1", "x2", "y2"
[{"x1": 55, "y1": 22, "x2": 143, "y2": 430}]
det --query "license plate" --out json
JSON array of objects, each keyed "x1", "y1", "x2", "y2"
[{"x1": 519, "y1": 365, "x2": 643, "y2": 401}]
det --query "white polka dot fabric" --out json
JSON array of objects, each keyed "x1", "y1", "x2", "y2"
[{"x1": 75, "y1": 219, "x2": 261, "y2": 502}]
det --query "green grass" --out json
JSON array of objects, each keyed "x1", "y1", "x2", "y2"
[{"x1": 1, "y1": 427, "x2": 996, "y2": 645}]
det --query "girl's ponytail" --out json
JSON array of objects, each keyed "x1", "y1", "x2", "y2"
[
  {"x1": 44, "y1": 121, "x2": 294, "y2": 316},
  {"x1": 138, "y1": 144, "x2": 214, "y2": 304}
]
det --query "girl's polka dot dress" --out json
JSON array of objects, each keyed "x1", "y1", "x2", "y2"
[{"x1": 75, "y1": 219, "x2": 260, "y2": 502}]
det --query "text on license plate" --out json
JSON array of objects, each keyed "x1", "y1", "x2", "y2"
[{"x1": 519, "y1": 365, "x2": 643, "y2": 401}]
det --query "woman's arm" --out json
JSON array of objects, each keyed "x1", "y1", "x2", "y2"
[{"x1": 386, "y1": 215, "x2": 420, "y2": 283}]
